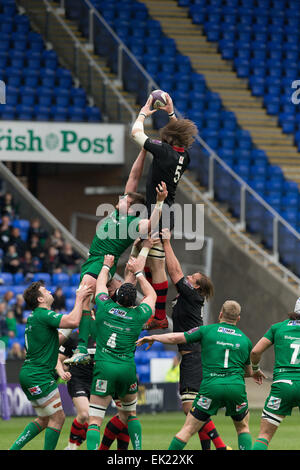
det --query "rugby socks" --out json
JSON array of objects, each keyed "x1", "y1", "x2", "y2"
[
  {"x1": 252, "y1": 437, "x2": 269, "y2": 450},
  {"x1": 238, "y1": 432, "x2": 252, "y2": 450},
  {"x1": 200, "y1": 419, "x2": 226, "y2": 450},
  {"x1": 86, "y1": 424, "x2": 101, "y2": 450},
  {"x1": 99, "y1": 416, "x2": 129, "y2": 450},
  {"x1": 10, "y1": 420, "x2": 43, "y2": 450},
  {"x1": 168, "y1": 435, "x2": 186, "y2": 450},
  {"x1": 198, "y1": 430, "x2": 211, "y2": 450},
  {"x1": 69, "y1": 418, "x2": 88, "y2": 446},
  {"x1": 153, "y1": 280, "x2": 168, "y2": 320},
  {"x1": 44, "y1": 426, "x2": 61, "y2": 450},
  {"x1": 77, "y1": 310, "x2": 92, "y2": 354},
  {"x1": 127, "y1": 415, "x2": 142, "y2": 450}
]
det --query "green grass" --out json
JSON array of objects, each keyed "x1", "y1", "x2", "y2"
[{"x1": 1, "y1": 410, "x2": 300, "y2": 450}]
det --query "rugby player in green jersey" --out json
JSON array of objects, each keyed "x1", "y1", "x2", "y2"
[
  {"x1": 9, "y1": 281, "x2": 93, "y2": 450},
  {"x1": 251, "y1": 299, "x2": 300, "y2": 450},
  {"x1": 137, "y1": 300, "x2": 256, "y2": 451},
  {"x1": 86, "y1": 251, "x2": 157, "y2": 450},
  {"x1": 65, "y1": 148, "x2": 168, "y2": 365}
]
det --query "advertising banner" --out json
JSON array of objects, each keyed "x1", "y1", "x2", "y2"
[
  {"x1": 2, "y1": 382, "x2": 181, "y2": 417},
  {"x1": 0, "y1": 121, "x2": 125, "y2": 164}
]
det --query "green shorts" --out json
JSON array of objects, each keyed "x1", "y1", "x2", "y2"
[
  {"x1": 193, "y1": 377, "x2": 248, "y2": 419},
  {"x1": 19, "y1": 368, "x2": 58, "y2": 402},
  {"x1": 264, "y1": 379, "x2": 300, "y2": 417},
  {"x1": 80, "y1": 254, "x2": 118, "y2": 282},
  {"x1": 91, "y1": 360, "x2": 138, "y2": 398}
]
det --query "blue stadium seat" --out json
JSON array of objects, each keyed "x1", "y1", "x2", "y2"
[
  {"x1": 52, "y1": 272, "x2": 70, "y2": 287},
  {"x1": 33, "y1": 273, "x2": 51, "y2": 286}
]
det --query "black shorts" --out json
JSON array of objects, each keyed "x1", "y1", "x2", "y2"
[
  {"x1": 67, "y1": 363, "x2": 94, "y2": 399},
  {"x1": 179, "y1": 351, "x2": 202, "y2": 400}
]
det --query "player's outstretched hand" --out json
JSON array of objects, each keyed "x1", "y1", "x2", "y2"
[
  {"x1": 104, "y1": 254, "x2": 115, "y2": 268},
  {"x1": 156, "y1": 181, "x2": 168, "y2": 202},
  {"x1": 161, "y1": 228, "x2": 171, "y2": 241},
  {"x1": 126, "y1": 255, "x2": 145, "y2": 274},
  {"x1": 252, "y1": 369, "x2": 267, "y2": 385},
  {"x1": 136, "y1": 336, "x2": 154, "y2": 350},
  {"x1": 140, "y1": 95, "x2": 157, "y2": 117},
  {"x1": 159, "y1": 93, "x2": 174, "y2": 115}
]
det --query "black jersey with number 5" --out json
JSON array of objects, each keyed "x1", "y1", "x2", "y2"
[{"x1": 143, "y1": 138, "x2": 190, "y2": 214}]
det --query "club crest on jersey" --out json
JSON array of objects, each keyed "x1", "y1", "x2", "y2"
[
  {"x1": 267, "y1": 396, "x2": 281, "y2": 410},
  {"x1": 187, "y1": 326, "x2": 200, "y2": 335},
  {"x1": 98, "y1": 293, "x2": 109, "y2": 301},
  {"x1": 28, "y1": 386, "x2": 42, "y2": 396},
  {"x1": 236, "y1": 402, "x2": 247, "y2": 412},
  {"x1": 96, "y1": 379, "x2": 107, "y2": 393},
  {"x1": 129, "y1": 382, "x2": 138, "y2": 392},
  {"x1": 197, "y1": 395, "x2": 211, "y2": 410}
]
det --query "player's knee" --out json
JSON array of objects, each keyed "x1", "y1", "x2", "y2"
[
  {"x1": 78, "y1": 410, "x2": 89, "y2": 423},
  {"x1": 49, "y1": 409, "x2": 65, "y2": 429}
]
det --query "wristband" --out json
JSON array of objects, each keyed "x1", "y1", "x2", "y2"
[
  {"x1": 251, "y1": 362, "x2": 260, "y2": 371},
  {"x1": 140, "y1": 247, "x2": 150, "y2": 258},
  {"x1": 139, "y1": 112, "x2": 147, "y2": 118},
  {"x1": 102, "y1": 264, "x2": 111, "y2": 271},
  {"x1": 134, "y1": 271, "x2": 144, "y2": 278},
  {"x1": 156, "y1": 200, "x2": 164, "y2": 210},
  {"x1": 168, "y1": 111, "x2": 175, "y2": 117}
]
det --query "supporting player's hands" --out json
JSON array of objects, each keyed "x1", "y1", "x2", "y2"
[
  {"x1": 136, "y1": 335, "x2": 155, "y2": 350},
  {"x1": 160, "y1": 228, "x2": 171, "y2": 241},
  {"x1": 104, "y1": 254, "x2": 115, "y2": 268},
  {"x1": 140, "y1": 95, "x2": 157, "y2": 117},
  {"x1": 126, "y1": 255, "x2": 145, "y2": 274},
  {"x1": 75, "y1": 284, "x2": 94, "y2": 301},
  {"x1": 251, "y1": 369, "x2": 267, "y2": 385},
  {"x1": 156, "y1": 181, "x2": 168, "y2": 202},
  {"x1": 141, "y1": 236, "x2": 161, "y2": 250}
]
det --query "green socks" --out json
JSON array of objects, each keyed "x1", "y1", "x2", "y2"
[
  {"x1": 238, "y1": 432, "x2": 252, "y2": 450},
  {"x1": 127, "y1": 416, "x2": 142, "y2": 450},
  {"x1": 87, "y1": 424, "x2": 101, "y2": 450},
  {"x1": 44, "y1": 426, "x2": 61, "y2": 450},
  {"x1": 10, "y1": 420, "x2": 43, "y2": 450},
  {"x1": 77, "y1": 310, "x2": 91, "y2": 354},
  {"x1": 168, "y1": 436, "x2": 187, "y2": 450},
  {"x1": 252, "y1": 437, "x2": 269, "y2": 450}
]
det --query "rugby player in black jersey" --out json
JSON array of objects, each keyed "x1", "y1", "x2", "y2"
[
  {"x1": 131, "y1": 93, "x2": 198, "y2": 330},
  {"x1": 157, "y1": 228, "x2": 228, "y2": 450}
]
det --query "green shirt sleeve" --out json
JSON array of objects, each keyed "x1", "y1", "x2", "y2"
[
  {"x1": 184, "y1": 326, "x2": 203, "y2": 344},
  {"x1": 264, "y1": 323, "x2": 277, "y2": 344},
  {"x1": 40, "y1": 309, "x2": 63, "y2": 328},
  {"x1": 137, "y1": 302, "x2": 153, "y2": 322}
]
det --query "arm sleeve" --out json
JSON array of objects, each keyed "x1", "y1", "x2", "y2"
[
  {"x1": 95, "y1": 292, "x2": 111, "y2": 308},
  {"x1": 263, "y1": 324, "x2": 276, "y2": 344},
  {"x1": 143, "y1": 138, "x2": 167, "y2": 158},
  {"x1": 137, "y1": 302, "x2": 153, "y2": 323},
  {"x1": 59, "y1": 337, "x2": 75, "y2": 358},
  {"x1": 184, "y1": 326, "x2": 203, "y2": 344}
]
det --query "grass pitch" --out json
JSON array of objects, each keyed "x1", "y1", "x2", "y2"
[{"x1": 1, "y1": 410, "x2": 300, "y2": 451}]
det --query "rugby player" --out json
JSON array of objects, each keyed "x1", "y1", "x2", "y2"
[
  {"x1": 251, "y1": 300, "x2": 300, "y2": 450},
  {"x1": 131, "y1": 93, "x2": 198, "y2": 330},
  {"x1": 137, "y1": 300, "x2": 255, "y2": 451},
  {"x1": 65, "y1": 147, "x2": 167, "y2": 365},
  {"x1": 86, "y1": 251, "x2": 156, "y2": 450},
  {"x1": 9, "y1": 281, "x2": 92, "y2": 450}
]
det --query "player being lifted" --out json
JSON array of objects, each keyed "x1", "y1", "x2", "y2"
[
  {"x1": 65, "y1": 148, "x2": 168, "y2": 365},
  {"x1": 131, "y1": 93, "x2": 198, "y2": 330}
]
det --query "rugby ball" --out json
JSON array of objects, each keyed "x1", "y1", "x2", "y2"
[{"x1": 151, "y1": 89, "x2": 167, "y2": 109}]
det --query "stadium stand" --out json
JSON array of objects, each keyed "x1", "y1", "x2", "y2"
[
  {"x1": 0, "y1": 0, "x2": 102, "y2": 122},
  {"x1": 60, "y1": 0, "x2": 300, "y2": 276}
]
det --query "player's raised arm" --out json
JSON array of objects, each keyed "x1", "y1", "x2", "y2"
[
  {"x1": 124, "y1": 148, "x2": 147, "y2": 194},
  {"x1": 126, "y1": 255, "x2": 157, "y2": 312},
  {"x1": 131, "y1": 95, "x2": 156, "y2": 148},
  {"x1": 161, "y1": 228, "x2": 184, "y2": 285},
  {"x1": 158, "y1": 93, "x2": 177, "y2": 121},
  {"x1": 138, "y1": 181, "x2": 168, "y2": 235},
  {"x1": 95, "y1": 254, "x2": 115, "y2": 297},
  {"x1": 136, "y1": 332, "x2": 186, "y2": 350},
  {"x1": 59, "y1": 284, "x2": 93, "y2": 330}
]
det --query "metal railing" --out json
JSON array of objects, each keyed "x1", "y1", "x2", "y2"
[{"x1": 21, "y1": 0, "x2": 300, "y2": 287}]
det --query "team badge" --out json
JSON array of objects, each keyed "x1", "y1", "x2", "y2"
[
  {"x1": 267, "y1": 396, "x2": 281, "y2": 410},
  {"x1": 96, "y1": 379, "x2": 107, "y2": 393},
  {"x1": 197, "y1": 395, "x2": 211, "y2": 410},
  {"x1": 28, "y1": 386, "x2": 42, "y2": 396}
]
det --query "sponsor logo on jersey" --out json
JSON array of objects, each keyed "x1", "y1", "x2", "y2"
[
  {"x1": 197, "y1": 395, "x2": 212, "y2": 410},
  {"x1": 149, "y1": 139, "x2": 162, "y2": 145},
  {"x1": 28, "y1": 386, "x2": 42, "y2": 396},
  {"x1": 108, "y1": 307, "x2": 128, "y2": 318},
  {"x1": 267, "y1": 396, "x2": 281, "y2": 411},
  {"x1": 288, "y1": 320, "x2": 300, "y2": 326},
  {"x1": 218, "y1": 326, "x2": 242, "y2": 337},
  {"x1": 98, "y1": 293, "x2": 109, "y2": 301},
  {"x1": 186, "y1": 327, "x2": 200, "y2": 335},
  {"x1": 96, "y1": 379, "x2": 107, "y2": 393}
]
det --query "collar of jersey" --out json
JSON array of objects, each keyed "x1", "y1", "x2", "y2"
[{"x1": 172, "y1": 145, "x2": 185, "y2": 152}]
